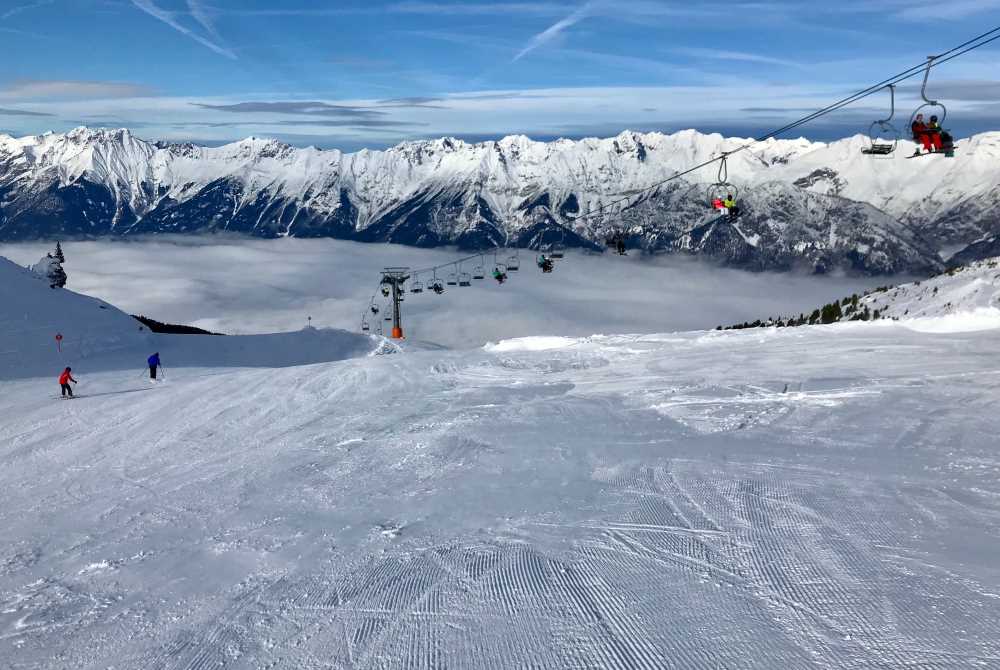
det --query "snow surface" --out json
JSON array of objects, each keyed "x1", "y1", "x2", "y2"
[
  {"x1": 863, "y1": 257, "x2": 1000, "y2": 327},
  {"x1": 0, "y1": 254, "x2": 377, "y2": 379},
  {"x1": 4, "y1": 321, "x2": 1000, "y2": 667},
  {"x1": 4, "y1": 243, "x2": 1000, "y2": 666}
]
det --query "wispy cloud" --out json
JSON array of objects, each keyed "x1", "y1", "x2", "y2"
[
  {"x1": 130, "y1": 0, "x2": 237, "y2": 60},
  {"x1": 897, "y1": 0, "x2": 1000, "y2": 20},
  {"x1": 672, "y1": 47, "x2": 802, "y2": 68},
  {"x1": 192, "y1": 101, "x2": 387, "y2": 119},
  {"x1": 513, "y1": 2, "x2": 593, "y2": 62},
  {"x1": 0, "y1": 106, "x2": 54, "y2": 117},
  {"x1": 376, "y1": 96, "x2": 449, "y2": 108},
  {"x1": 897, "y1": 79, "x2": 1000, "y2": 101},
  {"x1": 0, "y1": 80, "x2": 153, "y2": 100},
  {"x1": 390, "y1": 2, "x2": 572, "y2": 16},
  {"x1": 1, "y1": 0, "x2": 53, "y2": 20},
  {"x1": 186, "y1": 0, "x2": 223, "y2": 43}
]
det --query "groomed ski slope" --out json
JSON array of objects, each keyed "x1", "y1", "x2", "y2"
[{"x1": 4, "y1": 322, "x2": 1000, "y2": 668}]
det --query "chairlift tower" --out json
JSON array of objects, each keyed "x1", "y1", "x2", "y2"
[{"x1": 380, "y1": 267, "x2": 410, "y2": 339}]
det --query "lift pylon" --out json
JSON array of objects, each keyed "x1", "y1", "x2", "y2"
[{"x1": 380, "y1": 267, "x2": 411, "y2": 339}]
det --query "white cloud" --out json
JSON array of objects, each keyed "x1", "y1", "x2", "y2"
[
  {"x1": 186, "y1": 0, "x2": 224, "y2": 43},
  {"x1": 0, "y1": 80, "x2": 154, "y2": 101},
  {"x1": 130, "y1": 0, "x2": 237, "y2": 60},
  {"x1": 671, "y1": 47, "x2": 802, "y2": 69},
  {"x1": 513, "y1": 2, "x2": 593, "y2": 62},
  {"x1": 897, "y1": 0, "x2": 1000, "y2": 20},
  {"x1": 390, "y1": 1, "x2": 572, "y2": 15},
  {"x1": 0, "y1": 238, "x2": 886, "y2": 348},
  {"x1": 0, "y1": 0, "x2": 53, "y2": 20}
]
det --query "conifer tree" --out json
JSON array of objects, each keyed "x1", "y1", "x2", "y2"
[
  {"x1": 54, "y1": 242, "x2": 65, "y2": 263},
  {"x1": 47, "y1": 258, "x2": 67, "y2": 289}
]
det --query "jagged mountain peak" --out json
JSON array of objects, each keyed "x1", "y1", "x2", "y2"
[{"x1": 1, "y1": 125, "x2": 998, "y2": 273}]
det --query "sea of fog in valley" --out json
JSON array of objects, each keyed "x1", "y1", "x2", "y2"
[{"x1": 1, "y1": 237, "x2": 897, "y2": 347}]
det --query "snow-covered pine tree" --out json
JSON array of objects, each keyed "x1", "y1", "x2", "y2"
[
  {"x1": 54, "y1": 242, "x2": 65, "y2": 263},
  {"x1": 47, "y1": 256, "x2": 67, "y2": 288}
]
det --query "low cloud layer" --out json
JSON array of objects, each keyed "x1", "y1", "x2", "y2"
[{"x1": 1, "y1": 238, "x2": 890, "y2": 349}]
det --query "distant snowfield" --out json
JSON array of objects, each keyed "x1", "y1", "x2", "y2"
[
  {"x1": 4, "y1": 324, "x2": 1000, "y2": 668},
  {"x1": 0, "y1": 237, "x2": 889, "y2": 347}
]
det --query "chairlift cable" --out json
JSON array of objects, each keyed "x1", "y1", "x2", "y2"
[
  {"x1": 361, "y1": 26, "x2": 1000, "y2": 334},
  {"x1": 567, "y1": 26, "x2": 1000, "y2": 223}
]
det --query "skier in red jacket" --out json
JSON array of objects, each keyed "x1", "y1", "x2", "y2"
[{"x1": 59, "y1": 367, "x2": 77, "y2": 398}]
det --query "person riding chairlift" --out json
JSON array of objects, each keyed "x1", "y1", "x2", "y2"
[
  {"x1": 492, "y1": 267, "x2": 508, "y2": 284},
  {"x1": 911, "y1": 113, "x2": 942, "y2": 155},
  {"x1": 712, "y1": 196, "x2": 726, "y2": 214},
  {"x1": 537, "y1": 254, "x2": 554, "y2": 273},
  {"x1": 928, "y1": 115, "x2": 954, "y2": 154},
  {"x1": 723, "y1": 194, "x2": 739, "y2": 222}
]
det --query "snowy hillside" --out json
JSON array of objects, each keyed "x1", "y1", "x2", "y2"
[
  {"x1": 0, "y1": 254, "x2": 149, "y2": 377},
  {"x1": 0, "y1": 253, "x2": 378, "y2": 379},
  {"x1": 4, "y1": 126, "x2": 998, "y2": 273},
  {"x1": 4, "y1": 321, "x2": 1000, "y2": 667},
  {"x1": 861, "y1": 256, "x2": 1000, "y2": 326},
  {"x1": 721, "y1": 254, "x2": 1000, "y2": 333}
]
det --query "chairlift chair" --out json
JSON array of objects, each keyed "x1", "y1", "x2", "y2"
[
  {"x1": 908, "y1": 56, "x2": 955, "y2": 157},
  {"x1": 541, "y1": 243, "x2": 565, "y2": 259},
  {"x1": 446, "y1": 270, "x2": 458, "y2": 286},
  {"x1": 361, "y1": 316, "x2": 370, "y2": 333},
  {"x1": 429, "y1": 269, "x2": 445, "y2": 294},
  {"x1": 472, "y1": 259, "x2": 486, "y2": 280},
  {"x1": 507, "y1": 249, "x2": 520, "y2": 272},
  {"x1": 458, "y1": 272, "x2": 472, "y2": 287},
  {"x1": 861, "y1": 84, "x2": 900, "y2": 157},
  {"x1": 707, "y1": 155, "x2": 740, "y2": 210},
  {"x1": 410, "y1": 277, "x2": 424, "y2": 294}
]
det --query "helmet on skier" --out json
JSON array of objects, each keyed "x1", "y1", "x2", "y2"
[{"x1": 65, "y1": 367, "x2": 71, "y2": 371}]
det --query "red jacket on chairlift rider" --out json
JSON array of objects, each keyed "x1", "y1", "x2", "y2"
[{"x1": 911, "y1": 113, "x2": 941, "y2": 153}]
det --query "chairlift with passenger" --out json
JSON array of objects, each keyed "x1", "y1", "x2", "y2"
[
  {"x1": 707, "y1": 155, "x2": 740, "y2": 210},
  {"x1": 430, "y1": 268, "x2": 445, "y2": 294},
  {"x1": 908, "y1": 55, "x2": 956, "y2": 158}
]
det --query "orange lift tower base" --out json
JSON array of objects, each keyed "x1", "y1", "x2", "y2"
[{"x1": 380, "y1": 268, "x2": 410, "y2": 339}]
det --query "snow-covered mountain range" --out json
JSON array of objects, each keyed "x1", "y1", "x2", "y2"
[{"x1": 1, "y1": 127, "x2": 997, "y2": 274}]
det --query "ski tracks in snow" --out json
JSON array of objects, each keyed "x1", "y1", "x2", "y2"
[{"x1": 3, "y1": 326, "x2": 1000, "y2": 667}]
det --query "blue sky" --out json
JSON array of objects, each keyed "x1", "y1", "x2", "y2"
[{"x1": 1, "y1": 0, "x2": 999, "y2": 150}]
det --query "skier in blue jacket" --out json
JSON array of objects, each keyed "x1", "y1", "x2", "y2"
[{"x1": 148, "y1": 352, "x2": 161, "y2": 381}]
